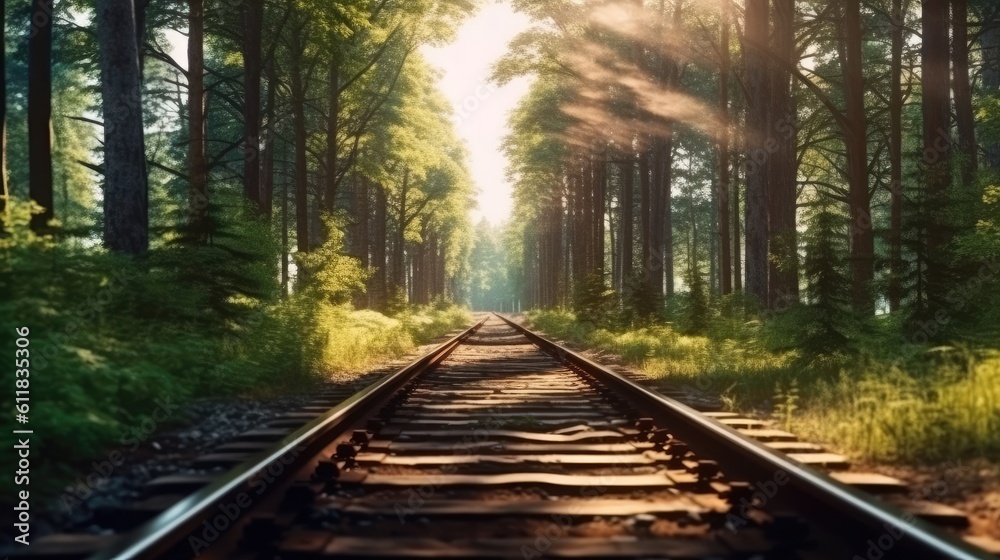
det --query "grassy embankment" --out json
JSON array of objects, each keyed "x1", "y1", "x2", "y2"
[
  {"x1": 527, "y1": 309, "x2": 1000, "y2": 464},
  {"x1": 1, "y1": 233, "x2": 470, "y2": 498}
]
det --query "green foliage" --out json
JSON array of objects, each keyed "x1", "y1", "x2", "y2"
[
  {"x1": 299, "y1": 216, "x2": 368, "y2": 305},
  {"x1": 468, "y1": 220, "x2": 518, "y2": 311},
  {"x1": 683, "y1": 263, "x2": 710, "y2": 334},
  {"x1": 527, "y1": 308, "x2": 1000, "y2": 463},
  {"x1": 621, "y1": 273, "x2": 662, "y2": 326},
  {"x1": 773, "y1": 379, "x2": 800, "y2": 433},
  {"x1": 0, "y1": 196, "x2": 469, "y2": 500},
  {"x1": 572, "y1": 272, "x2": 615, "y2": 327}
]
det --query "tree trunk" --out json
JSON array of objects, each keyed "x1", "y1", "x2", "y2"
[
  {"x1": 743, "y1": 0, "x2": 770, "y2": 305},
  {"x1": 134, "y1": 0, "x2": 148, "y2": 77},
  {"x1": 717, "y1": 0, "x2": 732, "y2": 296},
  {"x1": 393, "y1": 169, "x2": 409, "y2": 294},
  {"x1": 594, "y1": 154, "x2": 606, "y2": 278},
  {"x1": 659, "y1": 134, "x2": 675, "y2": 297},
  {"x1": 372, "y1": 184, "x2": 388, "y2": 310},
  {"x1": 260, "y1": 60, "x2": 277, "y2": 216},
  {"x1": 352, "y1": 175, "x2": 370, "y2": 308},
  {"x1": 324, "y1": 57, "x2": 340, "y2": 212},
  {"x1": 290, "y1": 60, "x2": 310, "y2": 253},
  {"x1": 983, "y1": 5, "x2": 1000, "y2": 171},
  {"x1": 767, "y1": 0, "x2": 799, "y2": 309},
  {"x1": 953, "y1": 0, "x2": 977, "y2": 188},
  {"x1": 0, "y1": 0, "x2": 7, "y2": 232},
  {"x1": 844, "y1": 0, "x2": 874, "y2": 312},
  {"x1": 97, "y1": 0, "x2": 149, "y2": 254},
  {"x1": 732, "y1": 141, "x2": 742, "y2": 293},
  {"x1": 923, "y1": 0, "x2": 953, "y2": 309},
  {"x1": 28, "y1": 0, "x2": 53, "y2": 232},
  {"x1": 639, "y1": 140, "x2": 651, "y2": 288},
  {"x1": 242, "y1": 0, "x2": 264, "y2": 209},
  {"x1": 188, "y1": 0, "x2": 208, "y2": 236},
  {"x1": 888, "y1": 0, "x2": 904, "y2": 311},
  {"x1": 621, "y1": 153, "x2": 634, "y2": 279},
  {"x1": 281, "y1": 138, "x2": 290, "y2": 294}
]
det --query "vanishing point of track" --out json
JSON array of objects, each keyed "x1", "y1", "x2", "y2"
[{"x1": 22, "y1": 316, "x2": 993, "y2": 559}]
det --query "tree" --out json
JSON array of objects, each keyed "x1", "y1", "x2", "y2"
[
  {"x1": 743, "y1": 0, "x2": 770, "y2": 305},
  {"x1": 28, "y1": 0, "x2": 53, "y2": 232},
  {"x1": 0, "y1": 0, "x2": 7, "y2": 232},
  {"x1": 843, "y1": 0, "x2": 873, "y2": 312},
  {"x1": 922, "y1": 0, "x2": 953, "y2": 310},
  {"x1": 888, "y1": 0, "x2": 907, "y2": 311},
  {"x1": 241, "y1": 0, "x2": 265, "y2": 210},
  {"x1": 767, "y1": 0, "x2": 799, "y2": 309},
  {"x1": 952, "y1": 0, "x2": 977, "y2": 188},
  {"x1": 716, "y1": 0, "x2": 731, "y2": 296},
  {"x1": 188, "y1": 0, "x2": 208, "y2": 237},
  {"x1": 97, "y1": 0, "x2": 149, "y2": 254}
]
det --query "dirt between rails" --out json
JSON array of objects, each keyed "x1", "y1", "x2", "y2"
[{"x1": 26, "y1": 334, "x2": 460, "y2": 542}]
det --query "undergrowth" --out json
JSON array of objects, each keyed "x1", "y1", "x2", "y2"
[
  {"x1": 527, "y1": 308, "x2": 1000, "y2": 464},
  {"x1": 0, "y1": 200, "x2": 469, "y2": 501}
]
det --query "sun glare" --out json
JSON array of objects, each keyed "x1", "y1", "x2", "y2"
[{"x1": 421, "y1": 2, "x2": 534, "y2": 226}]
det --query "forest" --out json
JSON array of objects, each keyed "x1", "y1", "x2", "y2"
[
  {"x1": 1, "y1": 0, "x2": 477, "y2": 495},
  {"x1": 2, "y1": 0, "x2": 1000, "y2": 509},
  {"x1": 482, "y1": 0, "x2": 1000, "y2": 465}
]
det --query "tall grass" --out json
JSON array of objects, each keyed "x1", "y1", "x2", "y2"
[
  {"x1": 314, "y1": 304, "x2": 470, "y2": 375},
  {"x1": 528, "y1": 309, "x2": 1000, "y2": 463}
]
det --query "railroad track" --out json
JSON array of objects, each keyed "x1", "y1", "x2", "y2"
[{"x1": 9, "y1": 315, "x2": 993, "y2": 559}]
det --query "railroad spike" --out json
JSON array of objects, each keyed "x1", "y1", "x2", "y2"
[
  {"x1": 336, "y1": 443, "x2": 358, "y2": 460},
  {"x1": 635, "y1": 417, "x2": 656, "y2": 431},
  {"x1": 350, "y1": 430, "x2": 370, "y2": 446},
  {"x1": 313, "y1": 459, "x2": 340, "y2": 481}
]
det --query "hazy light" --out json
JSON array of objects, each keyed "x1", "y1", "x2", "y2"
[{"x1": 422, "y1": 2, "x2": 534, "y2": 226}]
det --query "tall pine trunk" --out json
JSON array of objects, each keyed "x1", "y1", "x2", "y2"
[
  {"x1": 289, "y1": 44, "x2": 310, "y2": 254},
  {"x1": 844, "y1": 0, "x2": 874, "y2": 312},
  {"x1": 767, "y1": 0, "x2": 798, "y2": 309},
  {"x1": 28, "y1": 0, "x2": 53, "y2": 232},
  {"x1": 188, "y1": 0, "x2": 208, "y2": 235},
  {"x1": 393, "y1": 169, "x2": 409, "y2": 295},
  {"x1": 372, "y1": 184, "x2": 388, "y2": 310},
  {"x1": 888, "y1": 0, "x2": 904, "y2": 311},
  {"x1": 97, "y1": 0, "x2": 148, "y2": 254},
  {"x1": 922, "y1": 0, "x2": 953, "y2": 310},
  {"x1": 324, "y1": 57, "x2": 340, "y2": 213},
  {"x1": 717, "y1": 0, "x2": 732, "y2": 295},
  {"x1": 259, "y1": 60, "x2": 277, "y2": 216},
  {"x1": 280, "y1": 136, "x2": 290, "y2": 294},
  {"x1": 242, "y1": 0, "x2": 264, "y2": 209},
  {"x1": 743, "y1": 0, "x2": 770, "y2": 305},
  {"x1": 352, "y1": 175, "x2": 370, "y2": 308},
  {"x1": 621, "y1": 153, "x2": 634, "y2": 279},
  {"x1": 0, "y1": 0, "x2": 7, "y2": 232},
  {"x1": 952, "y1": 0, "x2": 977, "y2": 188},
  {"x1": 983, "y1": 5, "x2": 1000, "y2": 171}
]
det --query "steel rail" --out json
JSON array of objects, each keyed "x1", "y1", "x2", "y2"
[
  {"x1": 88, "y1": 317, "x2": 486, "y2": 560},
  {"x1": 497, "y1": 313, "x2": 989, "y2": 560}
]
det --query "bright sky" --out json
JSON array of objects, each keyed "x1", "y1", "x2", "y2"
[
  {"x1": 421, "y1": 3, "x2": 533, "y2": 225},
  {"x1": 169, "y1": 4, "x2": 532, "y2": 225}
]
